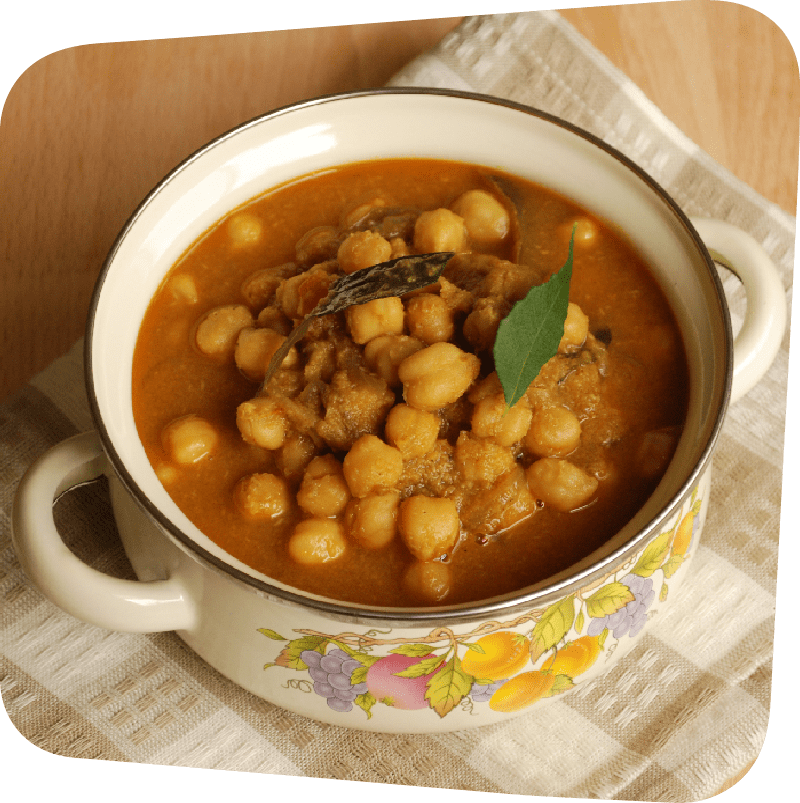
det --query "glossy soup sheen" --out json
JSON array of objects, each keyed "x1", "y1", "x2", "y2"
[{"x1": 132, "y1": 159, "x2": 688, "y2": 608}]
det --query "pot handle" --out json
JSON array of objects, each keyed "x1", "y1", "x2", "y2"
[
  {"x1": 690, "y1": 217, "x2": 787, "y2": 404},
  {"x1": 11, "y1": 430, "x2": 196, "y2": 633}
]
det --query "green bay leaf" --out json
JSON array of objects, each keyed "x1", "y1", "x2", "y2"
[{"x1": 493, "y1": 230, "x2": 575, "y2": 408}]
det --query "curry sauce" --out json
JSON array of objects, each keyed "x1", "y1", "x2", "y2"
[{"x1": 132, "y1": 159, "x2": 688, "y2": 607}]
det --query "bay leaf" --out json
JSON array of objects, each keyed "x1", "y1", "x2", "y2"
[{"x1": 493, "y1": 230, "x2": 575, "y2": 408}]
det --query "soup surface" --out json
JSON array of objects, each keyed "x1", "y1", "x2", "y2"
[{"x1": 132, "y1": 159, "x2": 688, "y2": 607}]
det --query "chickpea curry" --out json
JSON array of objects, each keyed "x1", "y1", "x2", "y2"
[{"x1": 132, "y1": 159, "x2": 688, "y2": 608}]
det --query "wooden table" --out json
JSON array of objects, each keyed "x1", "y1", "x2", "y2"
[{"x1": 0, "y1": 2, "x2": 796, "y2": 402}]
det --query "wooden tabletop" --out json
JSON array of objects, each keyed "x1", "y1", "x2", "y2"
[{"x1": 1, "y1": 2, "x2": 796, "y2": 402}]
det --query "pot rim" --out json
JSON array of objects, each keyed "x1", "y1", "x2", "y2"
[{"x1": 84, "y1": 87, "x2": 733, "y2": 626}]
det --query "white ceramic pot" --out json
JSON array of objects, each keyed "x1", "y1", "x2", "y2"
[{"x1": 11, "y1": 90, "x2": 786, "y2": 732}]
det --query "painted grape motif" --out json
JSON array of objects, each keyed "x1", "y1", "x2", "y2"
[
  {"x1": 259, "y1": 488, "x2": 703, "y2": 721},
  {"x1": 301, "y1": 648, "x2": 367, "y2": 713},
  {"x1": 587, "y1": 574, "x2": 654, "y2": 639}
]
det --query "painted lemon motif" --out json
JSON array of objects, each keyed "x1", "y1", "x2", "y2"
[
  {"x1": 489, "y1": 671, "x2": 556, "y2": 712},
  {"x1": 672, "y1": 512, "x2": 694, "y2": 557},
  {"x1": 541, "y1": 635, "x2": 602, "y2": 678},
  {"x1": 461, "y1": 631, "x2": 530, "y2": 682}
]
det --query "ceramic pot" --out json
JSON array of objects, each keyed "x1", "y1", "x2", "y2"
[{"x1": 12, "y1": 89, "x2": 786, "y2": 732}]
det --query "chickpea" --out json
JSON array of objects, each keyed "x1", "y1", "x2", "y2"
[
  {"x1": 154, "y1": 464, "x2": 179, "y2": 485},
  {"x1": 227, "y1": 212, "x2": 262, "y2": 247},
  {"x1": 342, "y1": 434, "x2": 403, "y2": 498},
  {"x1": 558, "y1": 303, "x2": 589, "y2": 352},
  {"x1": 398, "y1": 342, "x2": 480, "y2": 412},
  {"x1": 168, "y1": 274, "x2": 198, "y2": 305},
  {"x1": 345, "y1": 491, "x2": 399, "y2": 550},
  {"x1": 234, "y1": 327, "x2": 298, "y2": 382},
  {"x1": 525, "y1": 406, "x2": 582, "y2": 458},
  {"x1": 234, "y1": 473, "x2": 291, "y2": 519},
  {"x1": 345, "y1": 297, "x2": 404, "y2": 345},
  {"x1": 389, "y1": 237, "x2": 410, "y2": 259},
  {"x1": 403, "y1": 561, "x2": 451, "y2": 603},
  {"x1": 241, "y1": 268, "x2": 283, "y2": 308},
  {"x1": 525, "y1": 458, "x2": 599, "y2": 512},
  {"x1": 296, "y1": 455, "x2": 351, "y2": 517},
  {"x1": 236, "y1": 397, "x2": 288, "y2": 450},
  {"x1": 405, "y1": 293, "x2": 454, "y2": 344},
  {"x1": 256, "y1": 306, "x2": 292, "y2": 335},
  {"x1": 450, "y1": 189, "x2": 510, "y2": 247},
  {"x1": 275, "y1": 268, "x2": 335, "y2": 320},
  {"x1": 398, "y1": 495, "x2": 460, "y2": 562},
  {"x1": 413, "y1": 208, "x2": 467, "y2": 253},
  {"x1": 195, "y1": 305, "x2": 254, "y2": 358},
  {"x1": 275, "y1": 432, "x2": 317, "y2": 481},
  {"x1": 337, "y1": 230, "x2": 392, "y2": 274},
  {"x1": 288, "y1": 519, "x2": 346, "y2": 565},
  {"x1": 385, "y1": 403, "x2": 439, "y2": 459},
  {"x1": 471, "y1": 393, "x2": 532, "y2": 446},
  {"x1": 363, "y1": 334, "x2": 425, "y2": 387},
  {"x1": 467, "y1": 372, "x2": 504, "y2": 404},
  {"x1": 454, "y1": 431, "x2": 516, "y2": 486},
  {"x1": 340, "y1": 195, "x2": 387, "y2": 230},
  {"x1": 161, "y1": 415, "x2": 219, "y2": 465}
]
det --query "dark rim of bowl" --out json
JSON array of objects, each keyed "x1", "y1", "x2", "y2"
[{"x1": 85, "y1": 87, "x2": 733, "y2": 627}]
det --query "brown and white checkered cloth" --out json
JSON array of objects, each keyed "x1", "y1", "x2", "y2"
[{"x1": 1, "y1": 11, "x2": 792, "y2": 801}]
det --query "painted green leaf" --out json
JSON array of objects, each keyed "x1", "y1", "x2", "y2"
[
  {"x1": 633, "y1": 531, "x2": 671, "y2": 577},
  {"x1": 390, "y1": 643, "x2": 437, "y2": 657},
  {"x1": 464, "y1": 642, "x2": 487, "y2": 654},
  {"x1": 348, "y1": 653, "x2": 379, "y2": 686},
  {"x1": 274, "y1": 635, "x2": 328, "y2": 670},
  {"x1": 529, "y1": 595, "x2": 576, "y2": 664},
  {"x1": 355, "y1": 691, "x2": 377, "y2": 719},
  {"x1": 545, "y1": 674, "x2": 576, "y2": 696},
  {"x1": 660, "y1": 583, "x2": 669, "y2": 602},
  {"x1": 393, "y1": 656, "x2": 443, "y2": 678},
  {"x1": 661, "y1": 554, "x2": 685, "y2": 579},
  {"x1": 257, "y1": 628, "x2": 286, "y2": 641},
  {"x1": 585, "y1": 582, "x2": 635, "y2": 619},
  {"x1": 329, "y1": 639, "x2": 358, "y2": 656},
  {"x1": 493, "y1": 229, "x2": 575, "y2": 408},
  {"x1": 575, "y1": 609, "x2": 585, "y2": 635},
  {"x1": 425, "y1": 655, "x2": 473, "y2": 718}
]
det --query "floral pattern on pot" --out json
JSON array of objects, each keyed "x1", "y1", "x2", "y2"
[{"x1": 259, "y1": 486, "x2": 704, "y2": 720}]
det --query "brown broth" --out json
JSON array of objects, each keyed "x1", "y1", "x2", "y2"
[{"x1": 132, "y1": 159, "x2": 688, "y2": 607}]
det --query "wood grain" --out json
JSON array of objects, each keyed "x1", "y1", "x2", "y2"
[
  {"x1": 0, "y1": 2, "x2": 797, "y2": 405},
  {"x1": 560, "y1": 0, "x2": 799, "y2": 215}
]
